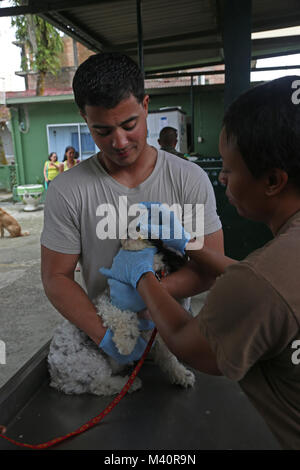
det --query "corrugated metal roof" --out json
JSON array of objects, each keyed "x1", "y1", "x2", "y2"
[{"x1": 1, "y1": 0, "x2": 300, "y2": 72}]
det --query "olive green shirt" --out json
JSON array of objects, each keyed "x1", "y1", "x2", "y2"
[{"x1": 198, "y1": 211, "x2": 300, "y2": 449}]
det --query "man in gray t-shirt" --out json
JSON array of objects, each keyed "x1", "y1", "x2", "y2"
[{"x1": 41, "y1": 52, "x2": 224, "y2": 348}]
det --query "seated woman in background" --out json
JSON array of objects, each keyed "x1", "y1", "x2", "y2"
[
  {"x1": 44, "y1": 152, "x2": 60, "y2": 189},
  {"x1": 60, "y1": 146, "x2": 79, "y2": 172}
]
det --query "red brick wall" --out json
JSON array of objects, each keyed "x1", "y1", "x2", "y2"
[{"x1": 26, "y1": 36, "x2": 95, "y2": 91}]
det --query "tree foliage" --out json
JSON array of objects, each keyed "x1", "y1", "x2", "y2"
[
  {"x1": 11, "y1": 13, "x2": 63, "y2": 95},
  {"x1": 0, "y1": 134, "x2": 8, "y2": 165}
]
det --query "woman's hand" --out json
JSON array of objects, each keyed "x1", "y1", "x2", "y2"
[
  {"x1": 138, "y1": 202, "x2": 191, "y2": 254},
  {"x1": 108, "y1": 278, "x2": 146, "y2": 312},
  {"x1": 137, "y1": 308, "x2": 153, "y2": 321},
  {"x1": 100, "y1": 247, "x2": 157, "y2": 288}
]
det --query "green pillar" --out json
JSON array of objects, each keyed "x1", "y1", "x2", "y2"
[
  {"x1": 222, "y1": 0, "x2": 252, "y2": 110},
  {"x1": 9, "y1": 107, "x2": 26, "y2": 185},
  {"x1": 219, "y1": 0, "x2": 273, "y2": 259}
]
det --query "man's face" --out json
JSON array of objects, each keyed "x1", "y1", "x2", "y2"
[
  {"x1": 218, "y1": 127, "x2": 268, "y2": 221},
  {"x1": 81, "y1": 94, "x2": 149, "y2": 168}
]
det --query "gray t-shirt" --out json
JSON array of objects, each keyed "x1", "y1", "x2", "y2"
[{"x1": 41, "y1": 150, "x2": 221, "y2": 301}]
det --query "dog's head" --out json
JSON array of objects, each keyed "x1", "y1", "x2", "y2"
[{"x1": 121, "y1": 235, "x2": 187, "y2": 278}]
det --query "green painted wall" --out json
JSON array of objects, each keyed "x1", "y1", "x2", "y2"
[
  {"x1": 10, "y1": 100, "x2": 80, "y2": 185},
  {"x1": 194, "y1": 88, "x2": 224, "y2": 155},
  {"x1": 148, "y1": 85, "x2": 224, "y2": 156},
  {"x1": 9, "y1": 86, "x2": 225, "y2": 184}
]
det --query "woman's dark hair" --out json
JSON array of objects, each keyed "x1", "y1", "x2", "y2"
[
  {"x1": 48, "y1": 152, "x2": 57, "y2": 161},
  {"x1": 72, "y1": 52, "x2": 145, "y2": 113},
  {"x1": 63, "y1": 146, "x2": 76, "y2": 162},
  {"x1": 223, "y1": 75, "x2": 300, "y2": 188}
]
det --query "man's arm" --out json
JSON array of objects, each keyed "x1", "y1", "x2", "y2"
[
  {"x1": 161, "y1": 228, "x2": 225, "y2": 298},
  {"x1": 137, "y1": 272, "x2": 222, "y2": 375},
  {"x1": 41, "y1": 245, "x2": 106, "y2": 345}
]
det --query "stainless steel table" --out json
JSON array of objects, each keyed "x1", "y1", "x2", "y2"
[{"x1": 0, "y1": 343, "x2": 280, "y2": 451}]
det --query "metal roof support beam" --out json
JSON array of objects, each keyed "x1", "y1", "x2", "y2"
[
  {"x1": 0, "y1": 0, "x2": 124, "y2": 17},
  {"x1": 136, "y1": 0, "x2": 144, "y2": 76},
  {"x1": 39, "y1": 11, "x2": 109, "y2": 52},
  {"x1": 146, "y1": 64, "x2": 300, "y2": 80},
  {"x1": 118, "y1": 29, "x2": 219, "y2": 52},
  {"x1": 222, "y1": 0, "x2": 252, "y2": 110},
  {"x1": 190, "y1": 75, "x2": 195, "y2": 153}
]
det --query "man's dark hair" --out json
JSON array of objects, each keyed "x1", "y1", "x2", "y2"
[
  {"x1": 223, "y1": 75, "x2": 300, "y2": 188},
  {"x1": 72, "y1": 52, "x2": 145, "y2": 112},
  {"x1": 159, "y1": 126, "x2": 178, "y2": 147}
]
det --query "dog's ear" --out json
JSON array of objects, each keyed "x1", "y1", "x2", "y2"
[
  {"x1": 149, "y1": 239, "x2": 164, "y2": 251},
  {"x1": 161, "y1": 249, "x2": 187, "y2": 273}
]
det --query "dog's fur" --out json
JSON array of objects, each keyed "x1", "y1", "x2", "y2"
[
  {"x1": 48, "y1": 238, "x2": 195, "y2": 396},
  {"x1": 0, "y1": 208, "x2": 29, "y2": 238}
]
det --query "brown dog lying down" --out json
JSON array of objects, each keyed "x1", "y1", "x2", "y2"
[{"x1": 0, "y1": 208, "x2": 29, "y2": 238}]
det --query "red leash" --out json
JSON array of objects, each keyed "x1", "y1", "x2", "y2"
[{"x1": 0, "y1": 328, "x2": 157, "y2": 450}]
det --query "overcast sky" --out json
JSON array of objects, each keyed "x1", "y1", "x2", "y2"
[{"x1": 0, "y1": 16, "x2": 24, "y2": 91}]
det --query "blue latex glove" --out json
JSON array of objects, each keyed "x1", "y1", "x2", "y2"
[
  {"x1": 138, "y1": 318, "x2": 155, "y2": 330},
  {"x1": 100, "y1": 247, "x2": 157, "y2": 288},
  {"x1": 138, "y1": 202, "x2": 191, "y2": 254},
  {"x1": 108, "y1": 278, "x2": 146, "y2": 312},
  {"x1": 99, "y1": 328, "x2": 148, "y2": 364}
]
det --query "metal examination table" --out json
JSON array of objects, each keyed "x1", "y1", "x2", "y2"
[{"x1": 0, "y1": 342, "x2": 280, "y2": 450}]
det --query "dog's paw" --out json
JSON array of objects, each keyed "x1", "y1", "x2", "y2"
[
  {"x1": 170, "y1": 367, "x2": 195, "y2": 388},
  {"x1": 95, "y1": 294, "x2": 140, "y2": 356},
  {"x1": 180, "y1": 368, "x2": 195, "y2": 388},
  {"x1": 127, "y1": 376, "x2": 142, "y2": 393},
  {"x1": 113, "y1": 329, "x2": 139, "y2": 355}
]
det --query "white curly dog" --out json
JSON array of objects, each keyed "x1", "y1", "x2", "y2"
[{"x1": 48, "y1": 238, "x2": 195, "y2": 396}]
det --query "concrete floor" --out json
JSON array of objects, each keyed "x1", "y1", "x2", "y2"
[
  {"x1": 0, "y1": 193, "x2": 62, "y2": 387},
  {"x1": 0, "y1": 191, "x2": 207, "y2": 389}
]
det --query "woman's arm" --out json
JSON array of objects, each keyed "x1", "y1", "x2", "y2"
[
  {"x1": 161, "y1": 228, "x2": 225, "y2": 298},
  {"x1": 185, "y1": 243, "x2": 237, "y2": 278},
  {"x1": 137, "y1": 272, "x2": 221, "y2": 375},
  {"x1": 43, "y1": 163, "x2": 48, "y2": 181}
]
